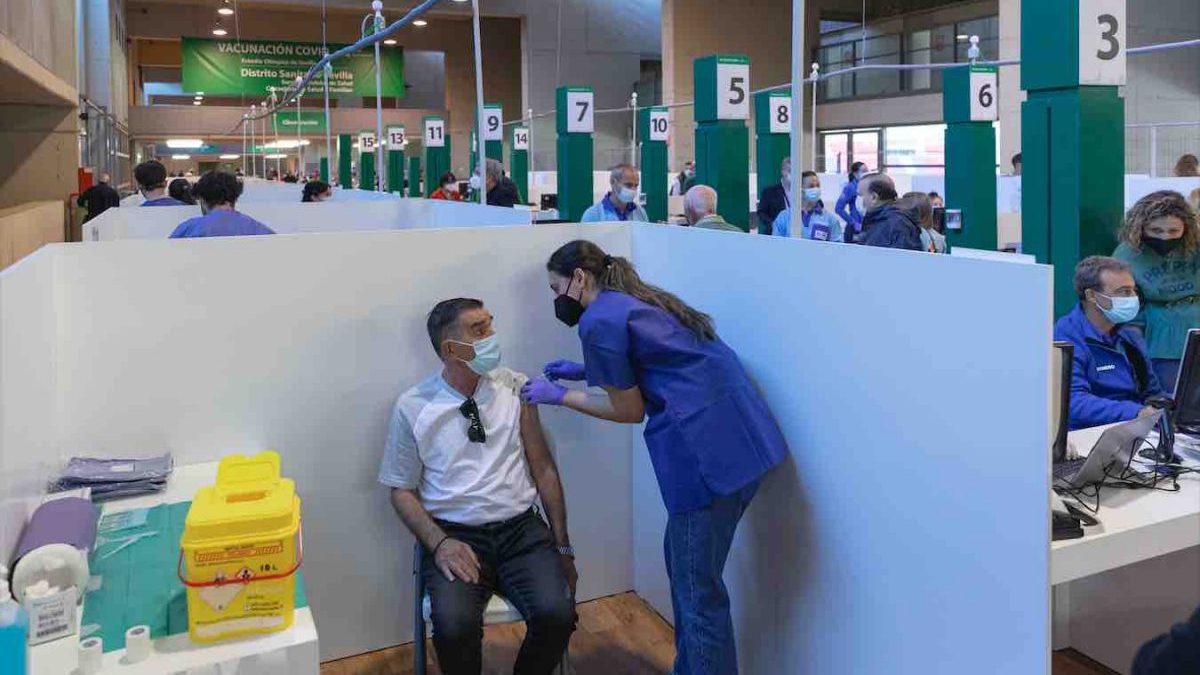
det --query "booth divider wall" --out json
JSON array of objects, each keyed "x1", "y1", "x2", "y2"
[{"x1": 628, "y1": 225, "x2": 1053, "y2": 674}]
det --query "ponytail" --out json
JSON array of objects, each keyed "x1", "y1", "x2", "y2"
[{"x1": 547, "y1": 240, "x2": 716, "y2": 341}]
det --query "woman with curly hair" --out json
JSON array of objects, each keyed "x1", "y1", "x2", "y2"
[{"x1": 1113, "y1": 190, "x2": 1200, "y2": 391}]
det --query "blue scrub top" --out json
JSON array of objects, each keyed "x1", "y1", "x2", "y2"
[
  {"x1": 169, "y1": 209, "x2": 276, "y2": 238},
  {"x1": 141, "y1": 197, "x2": 186, "y2": 207},
  {"x1": 578, "y1": 290, "x2": 788, "y2": 513}
]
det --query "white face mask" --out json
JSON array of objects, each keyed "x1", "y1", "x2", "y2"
[
  {"x1": 856, "y1": 196, "x2": 867, "y2": 213},
  {"x1": 468, "y1": 175, "x2": 482, "y2": 190},
  {"x1": 617, "y1": 185, "x2": 638, "y2": 204}
]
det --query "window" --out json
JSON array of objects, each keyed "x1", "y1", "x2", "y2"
[
  {"x1": 883, "y1": 124, "x2": 947, "y2": 175},
  {"x1": 955, "y1": 16, "x2": 999, "y2": 62}
]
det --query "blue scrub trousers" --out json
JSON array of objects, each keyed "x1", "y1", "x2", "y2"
[{"x1": 665, "y1": 479, "x2": 761, "y2": 675}]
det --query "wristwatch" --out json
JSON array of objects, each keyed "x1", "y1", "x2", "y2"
[{"x1": 556, "y1": 545, "x2": 575, "y2": 558}]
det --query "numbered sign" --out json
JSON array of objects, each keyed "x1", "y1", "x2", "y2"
[
  {"x1": 387, "y1": 126, "x2": 406, "y2": 148},
  {"x1": 716, "y1": 60, "x2": 750, "y2": 120},
  {"x1": 483, "y1": 106, "x2": 503, "y2": 142},
  {"x1": 566, "y1": 90, "x2": 594, "y2": 133},
  {"x1": 1079, "y1": 0, "x2": 1126, "y2": 86},
  {"x1": 424, "y1": 118, "x2": 446, "y2": 147},
  {"x1": 513, "y1": 127, "x2": 529, "y2": 151},
  {"x1": 768, "y1": 95, "x2": 792, "y2": 134},
  {"x1": 358, "y1": 131, "x2": 377, "y2": 153},
  {"x1": 648, "y1": 110, "x2": 669, "y2": 142},
  {"x1": 969, "y1": 69, "x2": 998, "y2": 121}
]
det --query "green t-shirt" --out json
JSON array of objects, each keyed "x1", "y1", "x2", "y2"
[{"x1": 1113, "y1": 242, "x2": 1200, "y2": 360}]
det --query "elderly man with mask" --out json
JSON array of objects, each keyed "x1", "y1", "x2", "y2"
[
  {"x1": 684, "y1": 185, "x2": 741, "y2": 232},
  {"x1": 470, "y1": 158, "x2": 519, "y2": 208},
  {"x1": 856, "y1": 172, "x2": 923, "y2": 250},
  {"x1": 581, "y1": 163, "x2": 649, "y2": 223}
]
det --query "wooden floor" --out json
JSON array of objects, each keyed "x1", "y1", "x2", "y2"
[{"x1": 321, "y1": 592, "x2": 1118, "y2": 675}]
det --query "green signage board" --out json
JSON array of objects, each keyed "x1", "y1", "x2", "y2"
[
  {"x1": 181, "y1": 37, "x2": 404, "y2": 97},
  {"x1": 273, "y1": 111, "x2": 327, "y2": 134}
]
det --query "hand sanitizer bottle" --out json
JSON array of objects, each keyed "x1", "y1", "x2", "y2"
[{"x1": 0, "y1": 567, "x2": 30, "y2": 674}]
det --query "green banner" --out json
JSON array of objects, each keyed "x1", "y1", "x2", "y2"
[
  {"x1": 182, "y1": 37, "x2": 404, "y2": 97},
  {"x1": 273, "y1": 111, "x2": 327, "y2": 134}
]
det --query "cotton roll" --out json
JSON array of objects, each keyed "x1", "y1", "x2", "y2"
[
  {"x1": 79, "y1": 637, "x2": 104, "y2": 674},
  {"x1": 125, "y1": 625, "x2": 152, "y2": 663}
]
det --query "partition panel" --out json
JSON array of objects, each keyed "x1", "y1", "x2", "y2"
[
  {"x1": 629, "y1": 225, "x2": 1052, "y2": 674},
  {"x1": 46, "y1": 225, "x2": 633, "y2": 660}
]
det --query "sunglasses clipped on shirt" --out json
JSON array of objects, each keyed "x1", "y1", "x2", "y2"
[{"x1": 459, "y1": 398, "x2": 486, "y2": 443}]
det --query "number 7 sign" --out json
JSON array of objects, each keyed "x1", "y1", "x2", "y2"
[{"x1": 566, "y1": 91, "x2": 594, "y2": 133}]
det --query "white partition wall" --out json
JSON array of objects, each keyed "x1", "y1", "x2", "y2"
[{"x1": 629, "y1": 225, "x2": 1053, "y2": 674}]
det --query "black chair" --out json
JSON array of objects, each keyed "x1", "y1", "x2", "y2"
[{"x1": 412, "y1": 543, "x2": 570, "y2": 674}]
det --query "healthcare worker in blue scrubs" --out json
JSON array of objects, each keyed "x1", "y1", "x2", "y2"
[
  {"x1": 835, "y1": 161, "x2": 867, "y2": 242},
  {"x1": 520, "y1": 240, "x2": 787, "y2": 675},
  {"x1": 169, "y1": 170, "x2": 275, "y2": 239}
]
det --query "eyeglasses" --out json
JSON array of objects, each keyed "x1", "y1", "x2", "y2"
[{"x1": 459, "y1": 398, "x2": 486, "y2": 443}]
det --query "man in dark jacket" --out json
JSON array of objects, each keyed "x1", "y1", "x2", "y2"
[
  {"x1": 76, "y1": 172, "x2": 121, "y2": 222},
  {"x1": 1133, "y1": 604, "x2": 1200, "y2": 674},
  {"x1": 856, "y1": 173, "x2": 923, "y2": 250},
  {"x1": 756, "y1": 156, "x2": 792, "y2": 236},
  {"x1": 478, "y1": 158, "x2": 518, "y2": 208}
]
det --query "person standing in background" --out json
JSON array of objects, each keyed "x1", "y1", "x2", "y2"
[
  {"x1": 169, "y1": 170, "x2": 275, "y2": 239},
  {"x1": 1188, "y1": 187, "x2": 1200, "y2": 212},
  {"x1": 772, "y1": 171, "x2": 843, "y2": 242},
  {"x1": 581, "y1": 164, "x2": 649, "y2": 223},
  {"x1": 756, "y1": 156, "x2": 793, "y2": 236},
  {"x1": 928, "y1": 192, "x2": 944, "y2": 209},
  {"x1": 1174, "y1": 154, "x2": 1199, "y2": 178},
  {"x1": 135, "y1": 161, "x2": 185, "y2": 206},
  {"x1": 670, "y1": 161, "x2": 696, "y2": 196},
  {"x1": 857, "y1": 173, "x2": 923, "y2": 251},
  {"x1": 835, "y1": 162, "x2": 867, "y2": 242},
  {"x1": 902, "y1": 191, "x2": 947, "y2": 254},
  {"x1": 169, "y1": 178, "x2": 196, "y2": 205},
  {"x1": 1011, "y1": 153, "x2": 1023, "y2": 176},
  {"x1": 76, "y1": 172, "x2": 120, "y2": 222},
  {"x1": 1112, "y1": 190, "x2": 1200, "y2": 392}
]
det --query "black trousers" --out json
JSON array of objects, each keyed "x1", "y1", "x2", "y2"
[{"x1": 423, "y1": 509, "x2": 576, "y2": 675}]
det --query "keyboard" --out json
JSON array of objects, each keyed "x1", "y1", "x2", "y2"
[{"x1": 1053, "y1": 458, "x2": 1086, "y2": 481}]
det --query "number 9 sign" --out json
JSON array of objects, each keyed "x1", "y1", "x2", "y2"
[
  {"x1": 969, "y1": 68, "x2": 998, "y2": 122},
  {"x1": 1079, "y1": 0, "x2": 1125, "y2": 86},
  {"x1": 483, "y1": 105, "x2": 503, "y2": 142}
]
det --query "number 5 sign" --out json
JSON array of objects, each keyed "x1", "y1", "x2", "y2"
[
  {"x1": 716, "y1": 57, "x2": 750, "y2": 120},
  {"x1": 1079, "y1": 0, "x2": 1125, "y2": 85},
  {"x1": 969, "y1": 67, "x2": 998, "y2": 122}
]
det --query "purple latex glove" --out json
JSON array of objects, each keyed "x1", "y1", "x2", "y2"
[
  {"x1": 544, "y1": 359, "x2": 587, "y2": 382},
  {"x1": 521, "y1": 378, "x2": 567, "y2": 406}
]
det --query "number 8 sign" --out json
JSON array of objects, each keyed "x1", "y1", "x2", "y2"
[
  {"x1": 969, "y1": 68, "x2": 998, "y2": 122},
  {"x1": 768, "y1": 95, "x2": 792, "y2": 134}
]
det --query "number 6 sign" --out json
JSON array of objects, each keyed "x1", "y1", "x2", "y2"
[
  {"x1": 1079, "y1": 0, "x2": 1125, "y2": 86},
  {"x1": 969, "y1": 67, "x2": 998, "y2": 122}
]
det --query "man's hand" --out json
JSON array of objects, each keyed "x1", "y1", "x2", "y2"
[
  {"x1": 1139, "y1": 405, "x2": 1161, "y2": 418},
  {"x1": 560, "y1": 555, "x2": 578, "y2": 597},
  {"x1": 544, "y1": 360, "x2": 586, "y2": 382},
  {"x1": 434, "y1": 538, "x2": 481, "y2": 584}
]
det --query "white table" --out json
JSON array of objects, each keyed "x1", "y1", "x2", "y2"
[
  {"x1": 1051, "y1": 426, "x2": 1200, "y2": 674},
  {"x1": 29, "y1": 462, "x2": 320, "y2": 675}
]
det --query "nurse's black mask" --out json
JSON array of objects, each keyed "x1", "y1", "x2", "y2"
[
  {"x1": 1142, "y1": 236, "x2": 1182, "y2": 257},
  {"x1": 554, "y1": 274, "x2": 586, "y2": 327}
]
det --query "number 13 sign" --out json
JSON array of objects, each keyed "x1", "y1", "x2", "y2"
[{"x1": 1079, "y1": 0, "x2": 1125, "y2": 86}]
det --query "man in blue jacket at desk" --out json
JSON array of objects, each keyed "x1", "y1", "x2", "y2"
[{"x1": 1054, "y1": 256, "x2": 1164, "y2": 430}]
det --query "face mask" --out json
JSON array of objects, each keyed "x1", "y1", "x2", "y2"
[
  {"x1": 1142, "y1": 236, "x2": 1182, "y2": 256},
  {"x1": 554, "y1": 275, "x2": 586, "y2": 328},
  {"x1": 781, "y1": 171, "x2": 792, "y2": 186},
  {"x1": 684, "y1": 169, "x2": 695, "y2": 179},
  {"x1": 468, "y1": 175, "x2": 482, "y2": 190},
  {"x1": 443, "y1": 183, "x2": 457, "y2": 193},
  {"x1": 856, "y1": 196, "x2": 867, "y2": 213},
  {"x1": 803, "y1": 187, "x2": 822, "y2": 203},
  {"x1": 452, "y1": 334, "x2": 502, "y2": 375},
  {"x1": 1094, "y1": 293, "x2": 1140, "y2": 325},
  {"x1": 617, "y1": 186, "x2": 638, "y2": 204}
]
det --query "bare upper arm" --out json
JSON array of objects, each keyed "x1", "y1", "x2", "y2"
[{"x1": 520, "y1": 403, "x2": 555, "y2": 473}]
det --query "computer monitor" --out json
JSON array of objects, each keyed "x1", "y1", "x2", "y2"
[
  {"x1": 1052, "y1": 341, "x2": 1074, "y2": 462},
  {"x1": 540, "y1": 193, "x2": 558, "y2": 210},
  {"x1": 1173, "y1": 329, "x2": 1200, "y2": 434}
]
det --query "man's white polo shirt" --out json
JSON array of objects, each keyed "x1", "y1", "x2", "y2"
[{"x1": 378, "y1": 367, "x2": 537, "y2": 526}]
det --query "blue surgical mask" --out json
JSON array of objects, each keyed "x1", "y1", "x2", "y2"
[
  {"x1": 468, "y1": 175, "x2": 482, "y2": 191},
  {"x1": 803, "y1": 187, "x2": 822, "y2": 203},
  {"x1": 1095, "y1": 294, "x2": 1140, "y2": 324},
  {"x1": 617, "y1": 186, "x2": 639, "y2": 204},
  {"x1": 454, "y1": 334, "x2": 502, "y2": 375}
]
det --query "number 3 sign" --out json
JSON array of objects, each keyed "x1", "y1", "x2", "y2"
[{"x1": 1079, "y1": 0, "x2": 1125, "y2": 86}]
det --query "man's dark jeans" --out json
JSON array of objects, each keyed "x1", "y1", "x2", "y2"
[{"x1": 422, "y1": 508, "x2": 576, "y2": 675}]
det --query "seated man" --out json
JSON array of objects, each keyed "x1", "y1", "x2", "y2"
[
  {"x1": 379, "y1": 299, "x2": 577, "y2": 675},
  {"x1": 580, "y1": 163, "x2": 648, "y2": 223},
  {"x1": 1054, "y1": 256, "x2": 1164, "y2": 430},
  {"x1": 169, "y1": 170, "x2": 275, "y2": 238},
  {"x1": 684, "y1": 184, "x2": 741, "y2": 231},
  {"x1": 135, "y1": 160, "x2": 186, "y2": 206}
]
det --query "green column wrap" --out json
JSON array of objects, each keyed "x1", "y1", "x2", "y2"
[
  {"x1": 694, "y1": 55, "x2": 752, "y2": 231},
  {"x1": 388, "y1": 149, "x2": 404, "y2": 194},
  {"x1": 556, "y1": 86, "x2": 595, "y2": 222},
  {"x1": 638, "y1": 107, "x2": 668, "y2": 223},
  {"x1": 360, "y1": 151, "x2": 376, "y2": 191},
  {"x1": 509, "y1": 128, "x2": 529, "y2": 206},
  {"x1": 943, "y1": 65, "x2": 998, "y2": 252},
  {"x1": 409, "y1": 156, "x2": 421, "y2": 197},
  {"x1": 423, "y1": 116, "x2": 451, "y2": 198},
  {"x1": 338, "y1": 134, "x2": 352, "y2": 188},
  {"x1": 319, "y1": 157, "x2": 330, "y2": 184},
  {"x1": 753, "y1": 89, "x2": 791, "y2": 234}
]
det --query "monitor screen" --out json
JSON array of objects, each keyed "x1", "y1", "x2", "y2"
[
  {"x1": 1174, "y1": 329, "x2": 1200, "y2": 431},
  {"x1": 1052, "y1": 341, "x2": 1074, "y2": 462},
  {"x1": 945, "y1": 209, "x2": 963, "y2": 231}
]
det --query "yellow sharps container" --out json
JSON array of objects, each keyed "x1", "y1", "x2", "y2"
[{"x1": 179, "y1": 451, "x2": 302, "y2": 643}]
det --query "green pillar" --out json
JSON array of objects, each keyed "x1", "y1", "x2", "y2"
[
  {"x1": 639, "y1": 107, "x2": 669, "y2": 222},
  {"x1": 358, "y1": 130, "x2": 379, "y2": 190},
  {"x1": 409, "y1": 156, "x2": 421, "y2": 197},
  {"x1": 754, "y1": 89, "x2": 792, "y2": 234},
  {"x1": 320, "y1": 157, "x2": 330, "y2": 184},
  {"x1": 509, "y1": 126, "x2": 530, "y2": 205},
  {"x1": 338, "y1": 134, "x2": 352, "y2": 188},
  {"x1": 943, "y1": 65, "x2": 998, "y2": 252},
  {"x1": 694, "y1": 55, "x2": 751, "y2": 231},
  {"x1": 1022, "y1": 0, "x2": 1126, "y2": 316},
  {"x1": 423, "y1": 116, "x2": 450, "y2": 198},
  {"x1": 386, "y1": 125, "x2": 406, "y2": 194},
  {"x1": 556, "y1": 86, "x2": 595, "y2": 222}
]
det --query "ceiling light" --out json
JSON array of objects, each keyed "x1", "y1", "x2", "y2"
[
  {"x1": 218, "y1": 0, "x2": 235, "y2": 16},
  {"x1": 413, "y1": 19, "x2": 428, "y2": 27},
  {"x1": 263, "y1": 139, "x2": 311, "y2": 149},
  {"x1": 166, "y1": 139, "x2": 204, "y2": 148},
  {"x1": 212, "y1": 21, "x2": 228, "y2": 36},
  {"x1": 220, "y1": 154, "x2": 240, "y2": 160},
  {"x1": 171, "y1": 154, "x2": 191, "y2": 160},
  {"x1": 193, "y1": 101, "x2": 202, "y2": 105},
  {"x1": 956, "y1": 34, "x2": 968, "y2": 41},
  {"x1": 264, "y1": 154, "x2": 288, "y2": 159},
  {"x1": 196, "y1": 91, "x2": 205, "y2": 96},
  {"x1": 384, "y1": 38, "x2": 397, "y2": 45}
]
